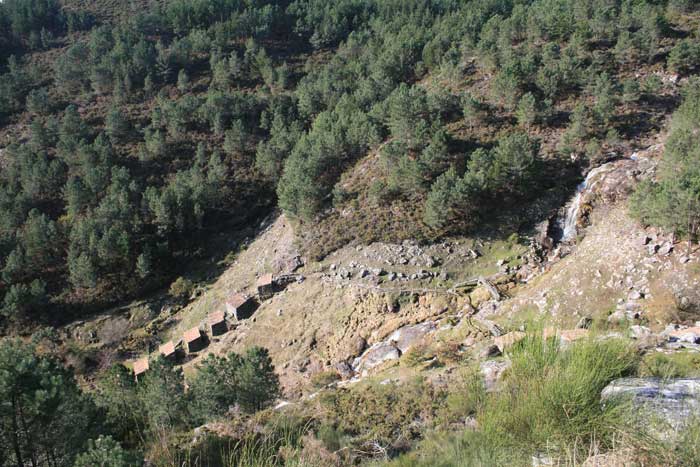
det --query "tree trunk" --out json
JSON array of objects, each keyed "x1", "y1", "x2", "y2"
[
  {"x1": 10, "y1": 396, "x2": 24, "y2": 467},
  {"x1": 16, "y1": 400, "x2": 37, "y2": 467}
]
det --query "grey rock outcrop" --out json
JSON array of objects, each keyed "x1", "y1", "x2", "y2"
[
  {"x1": 387, "y1": 321, "x2": 437, "y2": 353},
  {"x1": 352, "y1": 342, "x2": 400, "y2": 373},
  {"x1": 601, "y1": 378, "x2": 700, "y2": 434}
]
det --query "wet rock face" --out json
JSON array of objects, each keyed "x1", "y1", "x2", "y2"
[
  {"x1": 349, "y1": 321, "x2": 439, "y2": 375},
  {"x1": 352, "y1": 341, "x2": 401, "y2": 373},
  {"x1": 553, "y1": 152, "x2": 657, "y2": 246},
  {"x1": 386, "y1": 321, "x2": 437, "y2": 353},
  {"x1": 601, "y1": 378, "x2": 700, "y2": 434}
]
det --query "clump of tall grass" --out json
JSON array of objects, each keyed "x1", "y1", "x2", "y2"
[
  {"x1": 160, "y1": 414, "x2": 314, "y2": 467},
  {"x1": 480, "y1": 334, "x2": 638, "y2": 459},
  {"x1": 223, "y1": 415, "x2": 312, "y2": 467},
  {"x1": 386, "y1": 333, "x2": 640, "y2": 466},
  {"x1": 381, "y1": 430, "x2": 517, "y2": 467}
]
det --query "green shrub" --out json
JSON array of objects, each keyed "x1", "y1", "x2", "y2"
[
  {"x1": 401, "y1": 344, "x2": 434, "y2": 367},
  {"x1": 385, "y1": 430, "x2": 514, "y2": 467},
  {"x1": 316, "y1": 422, "x2": 347, "y2": 453},
  {"x1": 73, "y1": 436, "x2": 136, "y2": 467},
  {"x1": 310, "y1": 370, "x2": 340, "y2": 389},
  {"x1": 319, "y1": 378, "x2": 445, "y2": 450},
  {"x1": 667, "y1": 39, "x2": 700, "y2": 74},
  {"x1": 384, "y1": 336, "x2": 639, "y2": 466},
  {"x1": 639, "y1": 351, "x2": 700, "y2": 379},
  {"x1": 642, "y1": 74, "x2": 663, "y2": 95},
  {"x1": 168, "y1": 276, "x2": 193, "y2": 299},
  {"x1": 675, "y1": 417, "x2": 700, "y2": 467},
  {"x1": 436, "y1": 367, "x2": 485, "y2": 426}
]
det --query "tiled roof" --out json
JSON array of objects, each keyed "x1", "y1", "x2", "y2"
[
  {"x1": 159, "y1": 341, "x2": 176, "y2": 357},
  {"x1": 226, "y1": 293, "x2": 249, "y2": 308},
  {"x1": 183, "y1": 326, "x2": 201, "y2": 343},
  {"x1": 133, "y1": 357, "x2": 149, "y2": 375},
  {"x1": 208, "y1": 310, "x2": 226, "y2": 325},
  {"x1": 256, "y1": 273, "x2": 273, "y2": 287}
]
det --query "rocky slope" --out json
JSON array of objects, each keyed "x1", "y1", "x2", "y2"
[
  {"x1": 124, "y1": 131, "x2": 700, "y2": 401},
  {"x1": 59, "y1": 122, "x2": 700, "y2": 408}
]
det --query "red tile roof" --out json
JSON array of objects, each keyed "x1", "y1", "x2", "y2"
[
  {"x1": 208, "y1": 310, "x2": 226, "y2": 325},
  {"x1": 133, "y1": 357, "x2": 149, "y2": 375},
  {"x1": 256, "y1": 273, "x2": 273, "y2": 287},
  {"x1": 226, "y1": 293, "x2": 249, "y2": 309},
  {"x1": 183, "y1": 326, "x2": 201, "y2": 343},
  {"x1": 159, "y1": 341, "x2": 176, "y2": 357}
]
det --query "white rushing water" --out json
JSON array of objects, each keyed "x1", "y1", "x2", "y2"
[
  {"x1": 558, "y1": 163, "x2": 617, "y2": 243},
  {"x1": 558, "y1": 145, "x2": 660, "y2": 243},
  {"x1": 560, "y1": 182, "x2": 586, "y2": 242}
]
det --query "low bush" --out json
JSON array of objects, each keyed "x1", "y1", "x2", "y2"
[
  {"x1": 318, "y1": 378, "x2": 446, "y2": 455},
  {"x1": 639, "y1": 351, "x2": 700, "y2": 379},
  {"x1": 435, "y1": 367, "x2": 485, "y2": 427},
  {"x1": 480, "y1": 335, "x2": 638, "y2": 458},
  {"x1": 400, "y1": 344, "x2": 434, "y2": 367},
  {"x1": 310, "y1": 370, "x2": 340, "y2": 389},
  {"x1": 169, "y1": 277, "x2": 193, "y2": 300}
]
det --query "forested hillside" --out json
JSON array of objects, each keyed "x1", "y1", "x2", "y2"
[
  {"x1": 0, "y1": 0, "x2": 694, "y2": 326},
  {"x1": 1, "y1": 0, "x2": 700, "y2": 465}
]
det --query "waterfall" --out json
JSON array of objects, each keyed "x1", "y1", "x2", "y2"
[
  {"x1": 560, "y1": 182, "x2": 586, "y2": 242},
  {"x1": 556, "y1": 164, "x2": 616, "y2": 243}
]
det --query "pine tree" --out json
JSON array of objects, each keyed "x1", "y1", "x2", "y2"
[
  {"x1": 105, "y1": 106, "x2": 130, "y2": 143},
  {"x1": 2, "y1": 247, "x2": 26, "y2": 283},
  {"x1": 631, "y1": 80, "x2": 700, "y2": 251},
  {"x1": 206, "y1": 150, "x2": 227, "y2": 189},
  {"x1": 462, "y1": 93, "x2": 483, "y2": 131},
  {"x1": 424, "y1": 167, "x2": 461, "y2": 229},
  {"x1": 237, "y1": 347, "x2": 280, "y2": 412},
  {"x1": 516, "y1": 92, "x2": 537, "y2": 128},
  {"x1": 189, "y1": 352, "x2": 245, "y2": 423},
  {"x1": 223, "y1": 120, "x2": 247, "y2": 154},
  {"x1": 137, "y1": 356, "x2": 187, "y2": 432},
  {"x1": 22, "y1": 209, "x2": 57, "y2": 267},
  {"x1": 136, "y1": 248, "x2": 152, "y2": 279},
  {"x1": 29, "y1": 118, "x2": 50, "y2": 150},
  {"x1": 68, "y1": 250, "x2": 97, "y2": 289},
  {"x1": 0, "y1": 340, "x2": 102, "y2": 465},
  {"x1": 591, "y1": 73, "x2": 617, "y2": 125},
  {"x1": 177, "y1": 68, "x2": 189, "y2": 92},
  {"x1": 73, "y1": 436, "x2": 136, "y2": 467},
  {"x1": 58, "y1": 105, "x2": 88, "y2": 154},
  {"x1": 26, "y1": 87, "x2": 51, "y2": 115},
  {"x1": 144, "y1": 73, "x2": 155, "y2": 97},
  {"x1": 94, "y1": 364, "x2": 143, "y2": 445},
  {"x1": 622, "y1": 79, "x2": 640, "y2": 103}
]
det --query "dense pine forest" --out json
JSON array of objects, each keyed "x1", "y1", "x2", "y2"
[
  {"x1": 2, "y1": 0, "x2": 700, "y2": 465},
  {"x1": 0, "y1": 0, "x2": 690, "y2": 325}
]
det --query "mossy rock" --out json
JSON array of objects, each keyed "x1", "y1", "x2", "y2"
[{"x1": 470, "y1": 286, "x2": 493, "y2": 308}]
